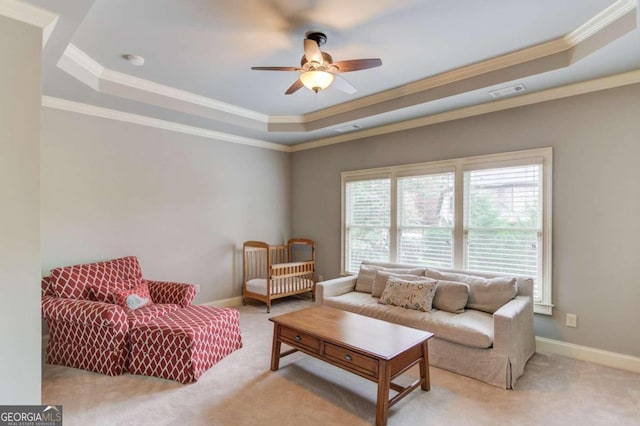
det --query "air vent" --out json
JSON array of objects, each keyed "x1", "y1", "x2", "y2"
[
  {"x1": 489, "y1": 84, "x2": 526, "y2": 98},
  {"x1": 334, "y1": 124, "x2": 361, "y2": 133}
]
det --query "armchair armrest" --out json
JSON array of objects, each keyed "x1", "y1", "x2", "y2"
[
  {"x1": 41, "y1": 295, "x2": 127, "y2": 330},
  {"x1": 145, "y1": 280, "x2": 196, "y2": 307},
  {"x1": 315, "y1": 275, "x2": 357, "y2": 305},
  {"x1": 493, "y1": 295, "x2": 536, "y2": 388}
]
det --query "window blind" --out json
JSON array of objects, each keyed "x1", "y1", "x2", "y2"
[
  {"x1": 398, "y1": 173, "x2": 454, "y2": 267},
  {"x1": 345, "y1": 178, "x2": 391, "y2": 273},
  {"x1": 464, "y1": 164, "x2": 542, "y2": 300}
]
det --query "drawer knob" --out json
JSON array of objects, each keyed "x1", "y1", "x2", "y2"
[
  {"x1": 345, "y1": 354, "x2": 353, "y2": 361},
  {"x1": 295, "y1": 335, "x2": 301, "y2": 342}
]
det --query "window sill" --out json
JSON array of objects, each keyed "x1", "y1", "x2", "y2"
[{"x1": 534, "y1": 303, "x2": 553, "y2": 315}]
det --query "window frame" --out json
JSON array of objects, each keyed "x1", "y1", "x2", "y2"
[{"x1": 341, "y1": 147, "x2": 553, "y2": 315}]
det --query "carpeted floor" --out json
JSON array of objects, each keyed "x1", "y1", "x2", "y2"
[{"x1": 42, "y1": 298, "x2": 640, "y2": 425}]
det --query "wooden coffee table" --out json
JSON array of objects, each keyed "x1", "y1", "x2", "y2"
[{"x1": 269, "y1": 306, "x2": 433, "y2": 426}]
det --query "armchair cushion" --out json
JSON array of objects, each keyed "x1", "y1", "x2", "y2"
[
  {"x1": 114, "y1": 282, "x2": 152, "y2": 311},
  {"x1": 146, "y1": 280, "x2": 196, "y2": 307},
  {"x1": 91, "y1": 277, "x2": 143, "y2": 304},
  {"x1": 127, "y1": 303, "x2": 180, "y2": 328},
  {"x1": 50, "y1": 256, "x2": 143, "y2": 301}
]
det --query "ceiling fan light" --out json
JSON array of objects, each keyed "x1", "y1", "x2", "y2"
[{"x1": 300, "y1": 70, "x2": 334, "y2": 93}]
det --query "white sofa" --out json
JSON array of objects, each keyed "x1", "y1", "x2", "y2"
[{"x1": 316, "y1": 260, "x2": 535, "y2": 389}]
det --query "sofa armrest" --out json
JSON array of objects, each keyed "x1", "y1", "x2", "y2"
[
  {"x1": 41, "y1": 295, "x2": 127, "y2": 330},
  {"x1": 493, "y1": 295, "x2": 536, "y2": 387},
  {"x1": 315, "y1": 276, "x2": 357, "y2": 304},
  {"x1": 145, "y1": 280, "x2": 196, "y2": 307}
]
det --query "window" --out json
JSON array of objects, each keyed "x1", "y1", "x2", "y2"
[
  {"x1": 344, "y1": 178, "x2": 390, "y2": 273},
  {"x1": 398, "y1": 172, "x2": 455, "y2": 268},
  {"x1": 341, "y1": 148, "x2": 552, "y2": 314}
]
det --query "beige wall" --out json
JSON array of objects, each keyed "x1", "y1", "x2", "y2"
[
  {"x1": 291, "y1": 83, "x2": 640, "y2": 357},
  {"x1": 41, "y1": 109, "x2": 291, "y2": 304},
  {"x1": 0, "y1": 16, "x2": 42, "y2": 403}
]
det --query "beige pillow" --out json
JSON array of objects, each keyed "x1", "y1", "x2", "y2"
[
  {"x1": 432, "y1": 280, "x2": 469, "y2": 313},
  {"x1": 379, "y1": 277, "x2": 437, "y2": 312},
  {"x1": 354, "y1": 264, "x2": 424, "y2": 294},
  {"x1": 425, "y1": 268, "x2": 517, "y2": 313},
  {"x1": 371, "y1": 270, "x2": 425, "y2": 297}
]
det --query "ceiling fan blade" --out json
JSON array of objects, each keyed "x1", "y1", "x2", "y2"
[
  {"x1": 304, "y1": 38, "x2": 323, "y2": 64},
  {"x1": 331, "y1": 74, "x2": 356, "y2": 94},
  {"x1": 332, "y1": 58, "x2": 382, "y2": 72},
  {"x1": 285, "y1": 79, "x2": 304, "y2": 95},
  {"x1": 251, "y1": 66, "x2": 300, "y2": 71}
]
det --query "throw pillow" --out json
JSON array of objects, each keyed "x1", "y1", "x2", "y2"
[
  {"x1": 432, "y1": 280, "x2": 470, "y2": 313},
  {"x1": 425, "y1": 268, "x2": 517, "y2": 313},
  {"x1": 378, "y1": 277, "x2": 437, "y2": 312},
  {"x1": 371, "y1": 270, "x2": 425, "y2": 298},
  {"x1": 114, "y1": 282, "x2": 153, "y2": 311},
  {"x1": 91, "y1": 277, "x2": 143, "y2": 304},
  {"x1": 355, "y1": 264, "x2": 425, "y2": 294}
]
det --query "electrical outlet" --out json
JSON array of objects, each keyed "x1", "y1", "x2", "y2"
[
  {"x1": 566, "y1": 313, "x2": 577, "y2": 328},
  {"x1": 194, "y1": 284, "x2": 201, "y2": 294},
  {"x1": 318, "y1": 275, "x2": 324, "y2": 282}
]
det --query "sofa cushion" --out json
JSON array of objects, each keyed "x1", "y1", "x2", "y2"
[
  {"x1": 355, "y1": 264, "x2": 424, "y2": 293},
  {"x1": 127, "y1": 303, "x2": 180, "y2": 328},
  {"x1": 114, "y1": 282, "x2": 152, "y2": 311},
  {"x1": 50, "y1": 256, "x2": 143, "y2": 301},
  {"x1": 425, "y1": 268, "x2": 517, "y2": 313},
  {"x1": 92, "y1": 277, "x2": 143, "y2": 304},
  {"x1": 371, "y1": 271, "x2": 425, "y2": 297},
  {"x1": 432, "y1": 280, "x2": 469, "y2": 313},
  {"x1": 323, "y1": 292, "x2": 494, "y2": 349},
  {"x1": 379, "y1": 277, "x2": 437, "y2": 312}
]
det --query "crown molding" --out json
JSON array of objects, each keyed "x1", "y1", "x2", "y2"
[
  {"x1": 0, "y1": 0, "x2": 59, "y2": 46},
  {"x1": 99, "y1": 68, "x2": 269, "y2": 123},
  {"x1": 54, "y1": 0, "x2": 637, "y2": 135},
  {"x1": 42, "y1": 69, "x2": 640, "y2": 154},
  {"x1": 57, "y1": 43, "x2": 103, "y2": 91},
  {"x1": 565, "y1": 0, "x2": 637, "y2": 45},
  {"x1": 41, "y1": 96, "x2": 289, "y2": 153},
  {"x1": 290, "y1": 69, "x2": 640, "y2": 152},
  {"x1": 281, "y1": 0, "x2": 638, "y2": 131}
]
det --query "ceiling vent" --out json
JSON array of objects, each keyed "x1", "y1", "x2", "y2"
[
  {"x1": 334, "y1": 124, "x2": 361, "y2": 133},
  {"x1": 489, "y1": 84, "x2": 526, "y2": 98}
]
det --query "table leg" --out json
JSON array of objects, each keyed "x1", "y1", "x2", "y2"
[
  {"x1": 270, "y1": 324, "x2": 282, "y2": 371},
  {"x1": 376, "y1": 360, "x2": 391, "y2": 426},
  {"x1": 420, "y1": 340, "x2": 430, "y2": 391}
]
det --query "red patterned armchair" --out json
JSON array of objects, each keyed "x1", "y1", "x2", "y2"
[{"x1": 41, "y1": 256, "x2": 196, "y2": 376}]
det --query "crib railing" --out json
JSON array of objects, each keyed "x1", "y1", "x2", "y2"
[{"x1": 242, "y1": 239, "x2": 315, "y2": 312}]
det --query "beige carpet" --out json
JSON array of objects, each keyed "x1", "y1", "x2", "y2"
[{"x1": 42, "y1": 298, "x2": 640, "y2": 426}]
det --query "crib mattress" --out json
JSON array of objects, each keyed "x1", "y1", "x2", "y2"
[{"x1": 246, "y1": 278, "x2": 314, "y2": 296}]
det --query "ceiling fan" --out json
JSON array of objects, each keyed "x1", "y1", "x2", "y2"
[{"x1": 251, "y1": 32, "x2": 382, "y2": 95}]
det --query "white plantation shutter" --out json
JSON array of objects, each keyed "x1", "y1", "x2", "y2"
[
  {"x1": 464, "y1": 164, "x2": 542, "y2": 300},
  {"x1": 345, "y1": 178, "x2": 391, "y2": 273},
  {"x1": 341, "y1": 148, "x2": 552, "y2": 313},
  {"x1": 398, "y1": 173, "x2": 454, "y2": 267}
]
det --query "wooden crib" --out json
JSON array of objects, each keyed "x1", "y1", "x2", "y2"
[{"x1": 242, "y1": 239, "x2": 315, "y2": 313}]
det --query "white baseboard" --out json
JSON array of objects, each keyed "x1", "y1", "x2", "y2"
[
  {"x1": 536, "y1": 336, "x2": 640, "y2": 374},
  {"x1": 200, "y1": 296, "x2": 243, "y2": 308}
]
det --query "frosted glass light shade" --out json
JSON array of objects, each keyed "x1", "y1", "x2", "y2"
[{"x1": 300, "y1": 70, "x2": 334, "y2": 93}]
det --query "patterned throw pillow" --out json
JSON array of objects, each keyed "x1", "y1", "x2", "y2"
[
  {"x1": 379, "y1": 277, "x2": 437, "y2": 312},
  {"x1": 371, "y1": 270, "x2": 425, "y2": 298},
  {"x1": 113, "y1": 282, "x2": 153, "y2": 311},
  {"x1": 92, "y1": 277, "x2": 143, "y2": 304}
]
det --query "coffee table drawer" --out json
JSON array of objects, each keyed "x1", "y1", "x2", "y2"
[
  {"x1": 323, "y1": 342, "x2": 378, "y2": 377},
  {"x1": 279, "y1": 326, "x2": 321, "y2": 353}
]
